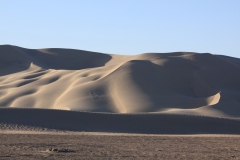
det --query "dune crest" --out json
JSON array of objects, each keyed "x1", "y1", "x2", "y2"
[{"x1": 1, "y1": 45, "x2": 240, "y2": 118}]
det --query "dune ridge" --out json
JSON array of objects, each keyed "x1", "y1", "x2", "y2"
[{"x1": 1, "y1": 45, "x2": 240, "y2": 119}]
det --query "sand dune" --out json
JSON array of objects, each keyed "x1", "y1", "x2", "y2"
[{"x1": 1, "y1": 45, "x2": 240, "y2": 119}]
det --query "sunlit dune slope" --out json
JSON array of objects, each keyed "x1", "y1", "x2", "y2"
[{"x1": 1, "y1": 45, "x2": 240, "y2": 118}]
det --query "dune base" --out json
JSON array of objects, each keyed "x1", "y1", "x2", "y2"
[{"x1": 1, "y1": 108, "x2": 240, "y2": 134}]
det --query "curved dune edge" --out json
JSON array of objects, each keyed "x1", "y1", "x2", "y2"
[{"x1": 0, "y1": 45, "x2": 240, "y2": 119}]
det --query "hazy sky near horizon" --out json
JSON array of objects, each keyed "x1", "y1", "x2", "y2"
[{"x1": 1, "y1": 0, "x2": 240, "y2": 58}]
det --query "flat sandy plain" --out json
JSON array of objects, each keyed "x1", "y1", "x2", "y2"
[
  {"x1": 1, "y1": 45, "x2": 240, "y2": 159},
  {"x1": 0, "y1": 131, "x2": 240, "y2": 160}
]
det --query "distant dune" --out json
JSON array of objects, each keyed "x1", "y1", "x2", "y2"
[{"x1": 1, "y1": 45, "x2": 240, "y2": 133}]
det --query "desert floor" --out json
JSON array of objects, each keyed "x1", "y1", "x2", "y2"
[{"x1": 0, "y1": 132, "x2": 240, "y2": 160}]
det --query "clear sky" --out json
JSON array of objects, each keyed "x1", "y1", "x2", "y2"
[{"x1": 1, "y1": 0, "x2": 240, "y2": 58}]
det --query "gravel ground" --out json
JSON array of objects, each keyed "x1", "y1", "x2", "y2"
[{"x1": 0, "y1": 132, "x2": 240, "y2": 159}]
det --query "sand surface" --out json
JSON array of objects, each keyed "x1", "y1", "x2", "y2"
[
  {"x1": 1, "y1": 108, "x2": 240, "y2": 134},
  {"x1": 1, "y1": 45, "x2": 240, "y2": 159},
  {"x1": 1, "y1": 45, "x2": 240, "y2": 117},
  {"x1": 1, "y1": 45, "x2": 240, "y2": 135},
  {"x1": 1, "y1": 132, "x2": 240, "y2": 159}
]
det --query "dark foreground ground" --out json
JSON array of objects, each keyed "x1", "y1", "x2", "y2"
[{"x1": 0, "y1": 132, "x2": 240, "y2": 160}]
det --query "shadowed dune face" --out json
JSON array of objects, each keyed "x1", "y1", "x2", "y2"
[
  {"x1": 0, "y1": 46, "x2": 32, "y2": 76},
  {"x1": 106, "y1": 59, "x2": 221, "y2": 113},
  {"x1": 0, "y1": 45, "x2": 240, "y2": 118},
  {"x1": 12, "y1": 46, "x2": 112, "y2": 70}
]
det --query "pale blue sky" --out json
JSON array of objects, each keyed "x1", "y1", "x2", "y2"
[{"x1": 1, "y1": 0, "x2": 240, "y2": 58}]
